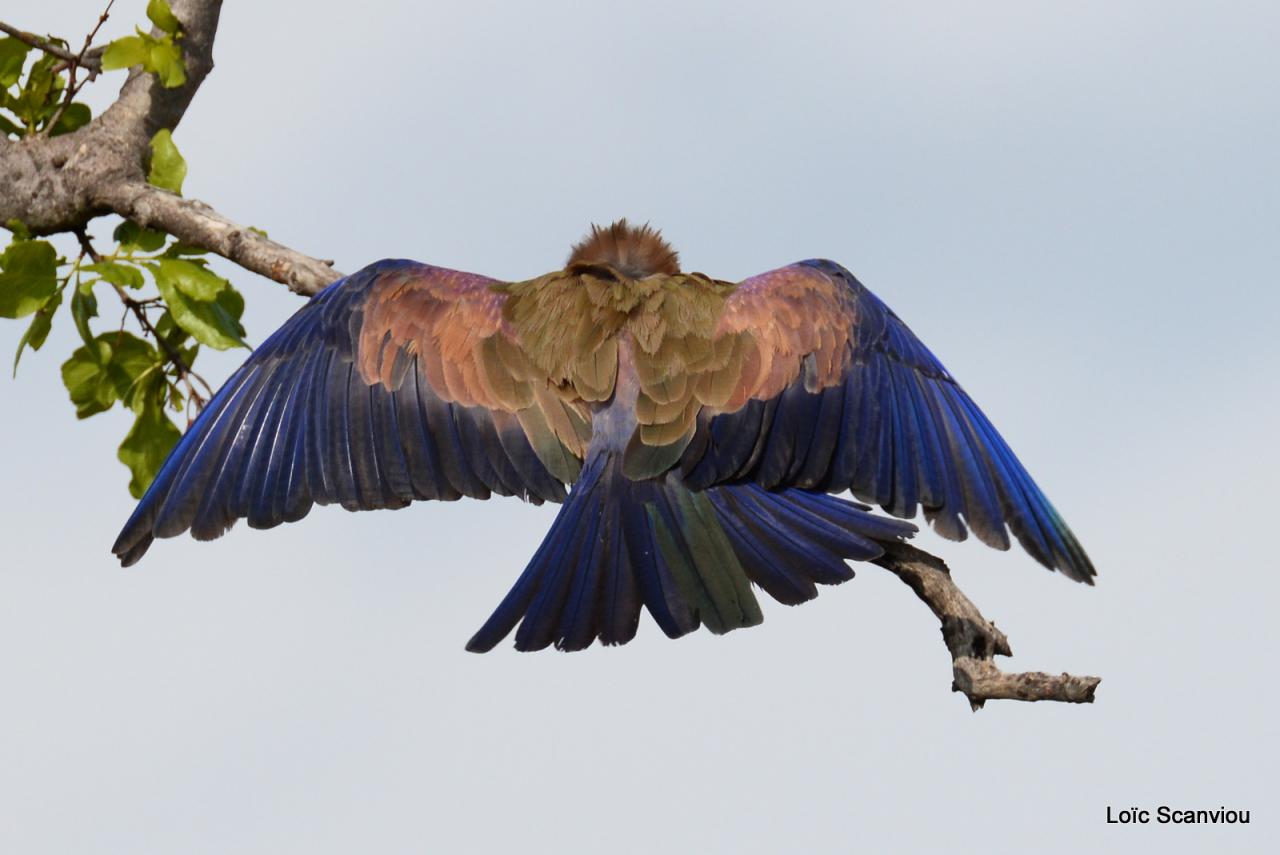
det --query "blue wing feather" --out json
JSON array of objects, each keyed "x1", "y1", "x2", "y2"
[
  {"x1": 680, "y1": 259, "x2": 1095, "y2": 583},
  {"x1": 112, "y1": 262, "x2": 567, "y2": 566}
]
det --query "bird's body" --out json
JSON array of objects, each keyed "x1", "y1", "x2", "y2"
[{"x1": 114, "y1": 220, "x2": 1094, "y2": 651}]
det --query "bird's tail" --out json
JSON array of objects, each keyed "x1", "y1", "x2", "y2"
[{"x1": 466, "y1": 452, "x2": 915, "y2": 652}]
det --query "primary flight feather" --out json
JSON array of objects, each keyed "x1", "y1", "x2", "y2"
[{"x1": 114, "y1": 220, "x2": 1095, "y2": 651}]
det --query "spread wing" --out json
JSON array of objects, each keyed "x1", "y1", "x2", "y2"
[
  {"x1": 112, "y1": 260, "x2": 588, "y2": 566},
  {"x1": 676, "y1": 259, "x2": 1095, "y2": 582}
]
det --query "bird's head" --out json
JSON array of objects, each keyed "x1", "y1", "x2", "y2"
[{"x1": 566, "y1": 219, "x2": 681, "y2": 278}]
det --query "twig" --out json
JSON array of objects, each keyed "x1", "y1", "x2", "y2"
[
  {"x1": 872, "y1": 542, "x2": 1101, "y2": 709},
  {"x1": 0, "y1": 22, "x2": 100, "y2": 71},
  {"x1": 73, "y1": 227, "x2": 103, "y2": 263},
  {"x1": 41, "y1": 1, "x2": 116, "y2": 137},
  {"x1": 75, "y1": 227, "x2": 212, "y2": 418},
  {"x1": 72, "y1": 228, "x2": 101, "y2": 264}
]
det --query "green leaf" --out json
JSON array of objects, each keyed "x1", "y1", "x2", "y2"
[
  {"x1": 147, "y1": 38, "x2": 186, "y2": 88},
  {"x1": 113, "y1": 220, "x2": 168, "y2": 252},
  {"x1": 162, "y1": 242, "x2": 209, "y2": 257},
  {"x1": 82, "y1": 260, "x2": 145, "y2": 289},
  {"x1": 111, "y1": 337, "x2": 159, "y2": 384},
  {"x1": 11, "y1": 51, "x2": 60, "y2": 130},
  {"x1": 101, "y1": 35, "x2": 149, "y2": 71},
  {"x1": 177, "y1": 342, "x2": 199, "y2": 370},
  {"x1": 155, "y1": 257, "x2": 225, "y2": 300},
  {"x1": 146, "y1": 0, "x2": 183, "y2": 35},
  {"x1": 215, "y1": 283, "x2": 245, "y2": 322},
  {"x1": 0, "y1": 37, "x2": 31, "y2": 88},
  {"x1": 61, "y1": 339, "x2": 113, "y2": 418},
  {"x1": 147, "y1": 129, "x2": 186, "y2": 194},
  {"x1": 112, "y1": 220, "x2": 138, "y2": 245},
  {"x1": 49, "y1": 102, "x2": 91, "y2": 136},
  {"x1": 147, "y1": 262, "x2": 246, "y2": 350},
  {"x1": 101, "y1": 28, "x2": 185, "y2": 87},
  {"x1": 70, "y1": 283, "x2": 98, "y2": 346},
  {"x1": 0, "y1": 239, "x2": 58, "y2": 318},
  {"x1": 12, "y1": 289, "x2": 61, "y2": 375},
  {"x1": 153, "y1": 309, "x2": 189, "y2": 347},
  {"x1": 118, "y1": 380, "x2": 181, "y2": 498},
  {"x1": 60, "y1": 332, "x2": 160, "y2": 419},
  {"x1": 0, "y1": 113, "x2": 24, "y2": 138}
]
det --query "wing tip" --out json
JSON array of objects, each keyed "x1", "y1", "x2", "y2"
[
  {"x1": 1059, "y1": 545, "x2": 1098, "y2": 585},
  {"x1": 112, "y1": 530, "x2": 153, "y2": 567}
]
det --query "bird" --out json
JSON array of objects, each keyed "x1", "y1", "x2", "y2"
[{"x1": 113, "y1": 219, "x2": 1094, "y2": 652}]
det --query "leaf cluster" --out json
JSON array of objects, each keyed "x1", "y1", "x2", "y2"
[
  {"x1": 3, "y1": 126, "x2": 248, "y2": 497},
  {"x1": 100, "y1": 0, "x2": 187, "y2": 87},
  {"x1": 1, "y1": 1, "x2": 185, "y2": 140},
  {"x1": 0, "y1": 2, "x2": 236, "y2": 497},
  {"x1": 0, "y1": 36, "x2": 91, "y2": 137}
]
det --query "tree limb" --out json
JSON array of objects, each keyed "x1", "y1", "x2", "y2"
[
  {"x1": 0, "y1": 0, "x2": 339, "y2": 295},
  {"x1": 97, "y1": 181, "x2": 339, "y2": 295},
  {"x1": 872, "y1": 542, "x2": 1100, "y2": 709}
]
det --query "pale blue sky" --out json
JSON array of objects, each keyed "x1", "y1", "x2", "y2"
[{"x1": 2, "y1": 2, "x2": 1277, "y2": 853}]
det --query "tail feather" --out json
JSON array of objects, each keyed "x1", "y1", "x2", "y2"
[
  {"x1": 648, "y1": 489, "x2": 762, "y2": 635},
  {"x1": 710, "y1": 487, "x2": 853, "y2": 594},
  {"x1": 597, "y1": 500, "x2": 642, "y2": 646},
  {"x1": 619, "y1": 482, "x2": 694, "y2": 639},
  {"x1": 466, "y1": 455, "x2": 608, "y2": 652},
  {"x1": 711, "y1": 506, "x2": 819, "y2": 606},
  {"x1": 555, "y1": 497, "x2": 611, "y2": 650},
  {"x1": 717, "y1": 488, "x2": 858, "y2": 585},
  {"x1": 466, "y1": 454, "x2": 916, "y2": 653}
]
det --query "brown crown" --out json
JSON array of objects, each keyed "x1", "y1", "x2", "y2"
[{"x1": 566, "y1": 219, "x2": 681, "y2": 278}]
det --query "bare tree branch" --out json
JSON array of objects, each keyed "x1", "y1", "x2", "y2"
[
  {"x1": 97, "y1": 181, "x2": 340, "y2": 295},
  {"x1": 873, "y1": 542, "x2": 1101, "y2": 709},
  {"x1": 0, "y1": 0, "x2": 339, "y2": 295}
]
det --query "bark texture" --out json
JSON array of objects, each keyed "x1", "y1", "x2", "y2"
[{"x1": 873, "y1": 542, "x2": 1101, "y2": 709}]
